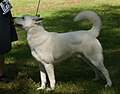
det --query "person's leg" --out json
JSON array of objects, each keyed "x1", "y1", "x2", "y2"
[
  {"x1": 0, "y1": 54, "x2": 10, "y2": 83},
  {"x1": 0, "y1": 54, "x2": 4, "y2": 77}
]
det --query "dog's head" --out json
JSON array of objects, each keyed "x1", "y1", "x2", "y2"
[{"x1": 13, "y1": 14, "x2": 43, "y2": 30}]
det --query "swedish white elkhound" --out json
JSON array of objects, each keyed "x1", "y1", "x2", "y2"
[{"x1": 14, "y1": 10, "x2": 112, "y2": 90}]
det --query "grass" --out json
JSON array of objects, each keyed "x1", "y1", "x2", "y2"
[{"x1": 0, "y1": 0, "x2": 120, "y2": 94}]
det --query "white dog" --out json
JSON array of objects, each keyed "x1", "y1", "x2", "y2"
[{"x1": 14, "y1": 10, "x2": 112, "y2": 90}]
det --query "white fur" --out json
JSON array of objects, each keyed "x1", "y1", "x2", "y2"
[{"x1": 14, "y1": 10, "x2": 112, "y2": 90}]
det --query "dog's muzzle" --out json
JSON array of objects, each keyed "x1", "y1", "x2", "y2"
[{"x1": 12, "y1": 17, "x2": 22, "y2": 27}]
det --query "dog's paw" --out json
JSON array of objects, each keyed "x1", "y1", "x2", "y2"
[
  {"x1": 105, "y1": 83, "x2": 112, "y2": 88},
  {"x1": 37, "y1": 86, "x2": 45, "y2": 90},
  {"x1": 46, "y1": 88, "x2": 54, "y2": 91}
]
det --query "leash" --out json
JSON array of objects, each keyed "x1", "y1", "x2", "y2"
[{"x1": 35, "y1": 0, "x2": 41, "y2": 16}]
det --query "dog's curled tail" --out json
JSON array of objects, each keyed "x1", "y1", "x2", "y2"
[{"x1": 74, "y1": 10, "x2": 101, "y2": 37}]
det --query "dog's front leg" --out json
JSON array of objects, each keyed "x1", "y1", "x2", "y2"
[
  {"x1": 44, "y1": 63, "x2": 55, "y2": 91},
  {"x1": 31, "y1": 51, "x2": 47, "y2": 90},
  {"x1": 37, "y1": 62, "x2": 47, "y2": 90}
]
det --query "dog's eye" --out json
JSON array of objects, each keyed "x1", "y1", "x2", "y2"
[{"x1": 22, "y1": 17, "x2": 25, "y2": 19}]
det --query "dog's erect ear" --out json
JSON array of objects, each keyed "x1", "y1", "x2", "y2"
[
  {"x1": 35, "y1": 18, "x2": 44, "y2": 21},
  {"x1": 34, "y1": 18, "x2": 44, "y2": 24}
]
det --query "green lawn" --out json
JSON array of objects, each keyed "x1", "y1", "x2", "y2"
[{"x1": 0, "y1": 0, "x2": 120, "y2": 94}]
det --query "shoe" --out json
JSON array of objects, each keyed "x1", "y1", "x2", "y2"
[{"x1": 0, "y1": 74, "x2": 11, "y2": 83}]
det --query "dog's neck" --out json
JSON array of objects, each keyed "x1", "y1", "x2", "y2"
[
  {"x1": 24, "y1": 26, "x2": 34, "y2": 31},
  {"x1": 26, "y1": 25, "x2": 50, "y2": 48},
  {"x1": 27, "y1": 25, "x2": 47, "y2": 35}
]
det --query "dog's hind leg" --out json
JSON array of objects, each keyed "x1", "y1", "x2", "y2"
[
  {"x1": 84, "y1": 53, "x2": 112, "y2": 87},
  {"x1": 37, "y1": 62, "x2": 47, "y2": 90},
  {"x1": 44, "y1": 63, "x2": 55, "y2": 91},
  {"x1": 79, "y1": 54, "x2": 100, "y2": 81}
]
